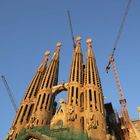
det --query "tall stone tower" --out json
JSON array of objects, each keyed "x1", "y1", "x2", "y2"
[
  {"x1": 32, "y1": 42, "x2": 61, "y2": 126},
  {"x1": 84, "y1": 39, "x2": 106, "y2": 139},
  {"x1": 8, "y1": 50, "x2": 50, "y2": 139},
  {"x1": 7, "y1": 43, "x2": 61, "y2": 139},
  {"x1": 66, "y1": 37, "x2": 106, "y2": 139},
  {"x1": 66, "y1": 36, "x2": 84, "y2": 128}
]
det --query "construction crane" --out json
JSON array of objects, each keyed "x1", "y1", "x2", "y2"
[
  {"x1": 106, "y1": 0, "x2": 140, "y2": 139},
  {"x1": 67, "y1": 10, "x2": 76, "y2": 48},
  {"x1": 1, "y1": 75, "x2": 17, "y2": 112}
]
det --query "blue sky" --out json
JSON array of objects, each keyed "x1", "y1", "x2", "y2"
[{"x1": 0, "y1": 0, "x2": 140, "y2": 139}]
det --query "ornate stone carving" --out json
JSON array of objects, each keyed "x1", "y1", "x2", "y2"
[
  {"x1": 26, "y1": 114, "x2": 36, "y2": 129},
  {"x1": 87, "y1": 110, "x2": 97, "y2": 130},
  {"x1": 67, "y1": 106, "x2": 76, "y2": 121}
]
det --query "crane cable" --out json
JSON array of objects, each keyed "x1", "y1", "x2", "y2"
[
  {"x1": 109, "y1": 0, "x2": 132, "y2": 61},
  {"x1": 106, "y1": 0, "x2": 132, "y2": 73},
  {"x1": 1, "y1": 75, "x2": 17, "y2": 112},
  {"x1": 67, "y1": 10, "x2": 76, "y2": 48}
]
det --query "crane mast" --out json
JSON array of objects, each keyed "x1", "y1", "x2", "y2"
[
  {"x1": 1, "y1": 75, "x2": 17, "y2": 112},
  {"x1": 106, "y1": 0, "x2": 138, "y2": 140},
  {"x1": 106, "y1": 0, "x2": 140, "y2": 139},
  {"x1": 107, "y1": 56, "x2": 139, "y2": 140}
]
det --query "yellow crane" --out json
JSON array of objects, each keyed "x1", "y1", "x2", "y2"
[{"x1": 106, "y1": 0, "x2": 140, "y2": 139}]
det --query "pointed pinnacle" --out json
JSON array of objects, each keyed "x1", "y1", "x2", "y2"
[
  {"x1": 76, "y1": 36, "x2": 82, "y2": 43},
  {"x1": 56, "y1": 42, "x2": 62, "y2": 52},
  {"x1": 45, "y1": 51, "x2": 50, "y2": 56},
  {"x1": 56, "y1": 42, "x2": 62, "y2": 48},
  {"x1": 86, "y1": 38, "x2": 92, "y2": 46}
]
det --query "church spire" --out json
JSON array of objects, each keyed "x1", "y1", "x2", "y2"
[
  {"x1": 84, "y1": 38, "x2": 97, "y2": 85},
  {"x1": 9, "y1": 51, "x2": 50, "y2": 139},
  {"x1": 32, "y1": 42, "x2": 61, "y2": 126},
  {"x1": 84, "y1": 38, "x2": 106, "y2": 139},
  {"x1": 23, "y1": 51, "x2": 50, "y2": 99},
  {"x1": 69, "y1": 36, "x2": 83, "y2": 84},
  {"x1": 67, "y1": 37, "x2": 84, "y2": 107},
  {"x1": 38, "y1": 51, "x2": 50, "y2": 72},
  {"x1": 40, "y1": 42, "x2": 61, "y2": 89}
]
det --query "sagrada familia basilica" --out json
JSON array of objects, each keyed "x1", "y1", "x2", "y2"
[{"x1": 6, "y1": 37, "x2": 140, "y2": 140}]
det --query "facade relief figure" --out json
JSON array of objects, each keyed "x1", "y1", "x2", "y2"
[
  {"x1": 87, "y1": 110, "x2": 97, "y2": 130},
  {"x1": 26, "y1": 114, "x2": 36, "y2": 130},
  {"x1": 67, "y1": 105, "x2": 76, "y2": 121}
]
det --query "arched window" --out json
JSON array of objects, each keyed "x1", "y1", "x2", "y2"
[
  {"x1": 89, "y1": 89, "x2": 92, "y2": 101},
  {"x1": 76, "y1": 87, "x2": 78, "y2": 105},
  {"x1": 80, "y1": 93, "x2": 84, "y2": 111},
  {"x1": 88, "y1": 61, "x2": 91, "y2": 84},
  {"x1": 35, "y1": 94, "x2": 41, "y2": 111},
  {"x1": 94, "y1": 91, "x2": 97, "y2": 109},
  {"x1": 80, "y1": 117, "x2": 84, "y2": 130},
  {"x1": 49, "y1": 95, "x2": 55, "y2": 111},
  {"x1": 71, "y1": 86, "x2": 74, "y2": 97},
  {"x1": 71, "y1": 86, "x2": 74, "y2": 104},
  {"x1": 99, "y1": 94, "x2": 102, "y2": 112},
  {"x1": 40, "y1": 93, "x2": 46, "y2": 109},
  {"x1": 20, "y1": 105, "x2": 28, "y2": 123},
  {"x1": 45, "y1": 94, "x2": 50, "y2": 109},
  {"x1": 26, "y1": 104, "x2": 34, "y2": 122},
  {"x1": 14, "y1": 106, "x2": 23, "y2": 125}
]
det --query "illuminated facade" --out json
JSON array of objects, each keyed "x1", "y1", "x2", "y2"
[{"x1": 6, "y1": 37, "x2": 108, "y2": 140}]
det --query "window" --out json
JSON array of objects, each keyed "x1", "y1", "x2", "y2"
[
  {"x1": 35, "y1": 94, "x2": 41, "y2": 111},
  {"x1": 94, "y1": 91, "x2": 97, "y2": 109},
  {"x1": 14, "y1": 106, "x2": 23, "y2": 125},
  {"x1": 76, "y1": 87, "x2": 78, "y2": 105},
  {"x1": 99, "y1": 94, "x2": 102, "y2": 112},
  {"x1": 49, "y1": 95, "x2": 54, "y2": 111},
  {"x1": 85, "y1": 90, "x2": 87, "y2": 109},
  {"x1": 26, "y1": 104, "x2": 34, "y2": 122},
  {"x1": 40, "y1": 93, "x2": 46, "y2": 109},
  {"x1": 20, "y1": 105, "x2": 28, "y2": 123},
  {"x1": 80, "y1": 93, "x2": 84, "y2": 111},
  {"x1": 72, "y1": 59, "x2": 76, "y2": 81},
  {"x1": 91, "y1": 60, "x2": 95, "y2": 84},
  {"x1": 80, "y1": 117, "x2": 84, "y2": 130},
  {"x1": 89, "y1": 89, "x2": 92, "y2": 101},
  {"x1": 88, "y1": 61, "x2": 91, "y2": 84},
  {"x1": 37, "y1": 119, "x2": 39, "y2": 125},
  {"x1": 97, "y1": 120, "x2": 99, "y2": 126},
  {"x1": 94, "y1": 91, "x2": 97, "y2": 104},
  {"x1": 28, "y1": 74, "x2": 39, "y2": 98},
  {"x1": 45, "y1": 94, "x2": 50, "y2": 109},
  {"x1": 71, "y1": 86, "x2": 74, "y2": 97},
  {"x1": 76, "y1": 54, "x2": 79, "y2": 82}
]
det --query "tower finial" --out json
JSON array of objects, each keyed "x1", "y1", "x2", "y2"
[
  {"x1": 56, "y1": 42, "x2": 62, "y2": 52},
  {"x1": 86, "y1": 38, "x2": 92, "y2": 47},
  {"x1": 56, "y1": 42, "x2": 62, "y2": 48},
  {"x1": 38, "y1": 51, "x2": 50, "y2": 71},
  {"x1": 76, "y1": 36, "x2": 81, "y2": 44},
  {"x1": 45, "y1": 51, "x2": 50, "y2": 57},
  {"x1": 44, "y1": 51, "x2": 50, "y2": 62},
  {"x1": 75, "y1": 36, "x2": 81, "y2": 48}
]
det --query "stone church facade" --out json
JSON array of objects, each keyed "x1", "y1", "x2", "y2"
[{"x1": 6, "y1": 37, "x2": 120, "y2": 140}]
